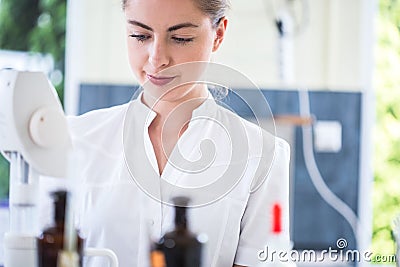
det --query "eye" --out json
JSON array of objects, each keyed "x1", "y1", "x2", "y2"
[
  {"x1": 129, "y1": 34, "x2": 150, "y2": 43},
  {"x1": 172, "y1": 36, "x2": 194, "y2": 45}
]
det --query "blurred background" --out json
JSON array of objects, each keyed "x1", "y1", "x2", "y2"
[{"x1": 0, "y1": 0, "x2": 399, "y2": 266}]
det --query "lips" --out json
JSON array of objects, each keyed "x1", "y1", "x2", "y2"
[{"x1": 146, "y1": 74, "x2": 176, "y2": 86}]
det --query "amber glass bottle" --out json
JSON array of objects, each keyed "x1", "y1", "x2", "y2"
[
  {"x1": 151, "y1": 196, "x2": 202, "y2": 267},
  {"x1": 37, "y1": 190, "x2": 84, "y2": 267}
]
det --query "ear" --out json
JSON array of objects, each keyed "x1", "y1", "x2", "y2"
[{"x1": 212, "y1": 17, "x2": 228, "y2": 52}]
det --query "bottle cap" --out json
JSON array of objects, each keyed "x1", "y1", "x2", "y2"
[{"x1": 172, "y1": 196, "x2": 190, "y2": 207}]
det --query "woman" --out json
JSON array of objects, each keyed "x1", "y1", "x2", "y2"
[{"x1": 67, "y1": 0, "x2": 291, "y2": 266}]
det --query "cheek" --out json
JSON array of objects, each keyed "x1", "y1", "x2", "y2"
[
  {"x1": 126, "y1": 41, "x2": 147, "y2": 82},
  {"x1": 174, "y1": 32, "x2": 215, "y2": 63},
  {"x1": 127, "y1": 42, "x2": 144, "y2": 66},
  {"x1": 193, "y1": 34, "x2": 215, "y2": 60},
  {"x1": 177, "y1": 43, "x2": 213, "y2": 64}
]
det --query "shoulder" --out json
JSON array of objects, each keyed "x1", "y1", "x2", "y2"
[
  {"x1": 275, "y1": 136, "x2": 290, "y2": 158},
  {"x1": 214, "y1": 104, "x2": 290, "y2": 159},
  {"x1": 67, "y1": 103, "x2": 129, "y2": 138},
  {"x1": 66, "y1": 103, "x2": 130, "y2": 156}
]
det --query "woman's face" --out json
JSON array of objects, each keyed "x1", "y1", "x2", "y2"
[{"x1": 124, "y1": 0, "x2": 226, "y2": 101}]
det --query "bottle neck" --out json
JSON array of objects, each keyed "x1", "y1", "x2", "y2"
[
  {"x1": 53, "y1": 192, "x2": 67, "y2": 229},
  {"x1": 175, "y1": 206, "x2": 187, "y2": 230},
  {"x1": 55, "y1": 206, "x2": 65, "y2": 224}
]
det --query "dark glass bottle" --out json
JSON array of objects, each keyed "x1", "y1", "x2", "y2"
[
  {"x1": 151, "y1": 196, "x2": 203, "y2": 267},
  {"x1": 37, "y1": 190, "x2": 84, "y2": 267}
]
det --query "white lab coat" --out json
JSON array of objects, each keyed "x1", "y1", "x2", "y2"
[{"x1": 60, "y1": 92, "x2": 291, "y2": 267}]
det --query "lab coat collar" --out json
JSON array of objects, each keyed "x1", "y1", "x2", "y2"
[
  {"x1": 133, "y1": 91, "x2": 157, "y2": 127},
  {"x1": 191, "y1": 90, "x2": 217, "y2": 118},
  {"x1": 128, "y1": 90, "x2": 219, "y2": 181},
  {"x1": 133, "y1": 90, "x2": 218, "y2": 127}
]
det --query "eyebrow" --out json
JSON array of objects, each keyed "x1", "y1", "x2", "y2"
[
  {"x1": 128, "y1": 20, "x2": 199, "y2": 32},
  {"x1": 167, "y1": 22, "x2": 198, "y2": 32}
]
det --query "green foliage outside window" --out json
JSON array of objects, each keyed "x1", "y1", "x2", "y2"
[
  {"x1": 372, "y1": 0, "x2": 400, "y2": 261},
  {"x1": 0, "y1": 0, "x2": 66, "y2": 97}
]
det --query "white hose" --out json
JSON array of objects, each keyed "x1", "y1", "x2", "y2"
[{"x1": 298, "y1": 89, "x2": 359, "y2": 243}]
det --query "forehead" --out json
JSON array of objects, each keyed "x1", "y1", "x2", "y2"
[{"x1": 124, "y1": 0, "x2": 209, "y2": 27}]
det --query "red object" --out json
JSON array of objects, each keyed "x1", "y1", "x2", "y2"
[{"x1": 272, "y1": 203, "x2": 282, "y2": 234}]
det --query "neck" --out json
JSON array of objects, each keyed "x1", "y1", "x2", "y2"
[{"x1": 142, "y1": 84, "x2": 209, "y2": 130}]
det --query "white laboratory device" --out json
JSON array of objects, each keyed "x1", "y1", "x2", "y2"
[{"x1": 0, "y1": 69, "x2": 71, "y2": 267}]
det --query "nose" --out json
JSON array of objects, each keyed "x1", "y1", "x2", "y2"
[{"x1": 148, "y1": 37, "x2": 170, "y2": 71}]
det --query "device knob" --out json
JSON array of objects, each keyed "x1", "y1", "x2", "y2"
[{"x1": 29, "y1": 107, "x2": 69, "y2": 148}]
